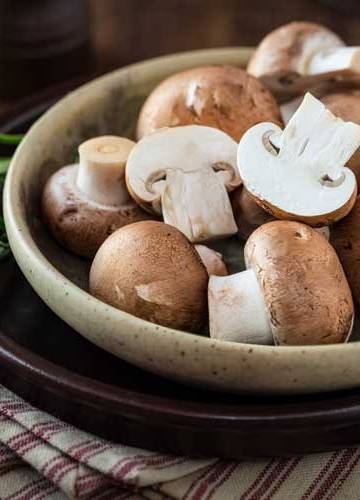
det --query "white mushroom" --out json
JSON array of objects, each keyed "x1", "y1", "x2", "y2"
[
  {"x1": 237, "y1": 93, "x2": 360, "y2": 226},
  {"x1": 126, "y1": 125, "x2": 241, "y2": 242},
  {"x1": 209, "y1": 221, "x2": 354, "y2": 345}
]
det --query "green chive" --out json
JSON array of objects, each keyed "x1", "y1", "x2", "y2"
[{"x1": 0, "y1": 133, "x2": 24, "y2": 145}]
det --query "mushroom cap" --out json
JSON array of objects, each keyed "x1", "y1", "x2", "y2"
[
  {"x1": 42, "y1": 165, "x2": 153, "y2": 259},
  {"x1": 136, "y1": 65, "x2": 283, "y2": 142},
  {"x1": 245, "y1": 221, "x2": 354, "y2": 345},
  {"x1": 331, "y1": 195, "x2": 360, "y2": 304},
  {"x1": 231, "y1": 186, "x2": 274, "y2": 240},
  {"x1": 248, "y1": 22, "x2": 344, "y2": 78},
  {"x1": 89, "y1": 221, "x2": 208, "y2": 332},
  {"x1": 322, "y1": 91, "x2": 360, "y2": 184},
  {"x1": 195, "y1": 245, "x2": 228, "y2": 276}
]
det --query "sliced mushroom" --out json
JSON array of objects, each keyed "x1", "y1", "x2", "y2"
[
  {"x1": 237, "y1": 93, "x2": 360, "y2": 226},
  {"x1": 331, "y1": 195, "x2": 360, "y2": 304},
  {"x1": 209, "y1": 221, "x2": 354, "y2": 345},
  {"x1": 248, "y1": 22, "x2": 360, "y2": 101},
  {"x1": 42, "y1": 136, "x2": 153, "y2": 258},
  {"x1": 126, "y1": 125, "x2": 241, "y2": 242},
  {"x1": 89, "y1": 221, "x2": 208, "y2": 332},
  {"x1": 322, "y1": 91, "x2": 360, "y2": 184},
  {"x1": 195, "y1": 245, "x2": 228, "y2": 276},
  {"x1": 136, "y1": 65, "x2": 283, "y2": 141}
]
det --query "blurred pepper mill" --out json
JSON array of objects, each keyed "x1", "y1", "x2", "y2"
[{"x1": 0, "y1": 0, "x2": 94, "y2": 99}]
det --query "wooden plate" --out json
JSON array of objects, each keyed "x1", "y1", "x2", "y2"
[{"x1": 2, "y1": 95, "x2": 360, "y2": 459}]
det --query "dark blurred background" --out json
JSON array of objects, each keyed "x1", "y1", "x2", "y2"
[{"x1": 0, "y1": 0, "x2": 360, "y2": 118}]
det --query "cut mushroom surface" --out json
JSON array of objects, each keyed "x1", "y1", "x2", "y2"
[
  {"x1": 89, "y1": 221, "x2": 208, "y2": 333},
  {"x1": 126, "y1": 125, "x2": 241, "y2": 242},
  {"x1": 237, "y1": 93, "x2": 360, "y2": 226},
  {"x1": 322, "y1": 91, "x2": 360, "y2": 184},
  {"x1": 209, "y1": 221, "x2": 354, "y2": 346},
  {"x1": 42, "y1": 136, "x2": 153, "y2": 258},
  {"x1": 136, "y1": 65, "x2": 283, "y2": 141}
]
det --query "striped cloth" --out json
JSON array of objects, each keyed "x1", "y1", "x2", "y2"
[{"x1": 0, "y1": 387, "x2": 359, "y2": 500}]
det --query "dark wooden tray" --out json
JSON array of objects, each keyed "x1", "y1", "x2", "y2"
[{"x1": 2, "y1": 99, "x2": 360, "y2": 459}]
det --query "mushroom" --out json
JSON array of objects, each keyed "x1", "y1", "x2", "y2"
[
  {"x1": 126, "y1": 125, "x2": 241, "y2": 242},
  {"x1": 322, "y1": 91, "x2": 360, "y2": 184},
  {"x1": 42, "y1": 135, "x2": 153, "y2": 258},
  {"x1": 136, "y1": 65, "x2": 283, "y2": 141},
  {"x1": 248, "y1": 22, "x2": 360, "y2": 101},
  {"x1": 330, "y1": 195, "x2": 360, "y2": 305},
  {"x1": 231, "y1": 186, "x2": 274, "y2": 240},
  {"x1": 195, "y1": 245, "x2": 228, "y2": 276},
  {"x1": 89, "y1": 221, "x2": 208, "y2": 332},
  {"x1": 208, "y1": 221, "x2": 354, "y2": 345},
  {"x1": 237, "y1": 93, "x2": 360, "y2": 226}
]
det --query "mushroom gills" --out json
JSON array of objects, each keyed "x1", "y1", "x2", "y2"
[
  {"x1": 209, "y1": 269, "x2": 273, "y2": 345},
  {"x1": 238, "y1": 93, "x2": 360, "y2": 222},
  {"x1": 162, "y1": 167, "x2": 238, "y2": 241}
]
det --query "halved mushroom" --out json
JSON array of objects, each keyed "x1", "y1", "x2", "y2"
[
  {"x1": 209, "y1": 221, "x2": 354, "y2": 345},
  {"x1": 126, "y1": 125, "x2": 241, "y2": 242},
  {"x1": 248, "y1": 22, "x2": 360, "y2": 101},
  {"x1": 322, "y1": 91, "x2": 360, "y2": 184},
  {"x1": 195, "y1": 245, "x2": 228, "y2": 276},
  {"x1": 331, "y1": 195, "x2": 360, "y2": 305},
  {"x1": 136, "y1": 65, "x2": 283, "y2": 141},
  {"x1": 237, "y1": 93, "x2": 360, "y2": 226},
  {"x1": 42, "y1": 136, "x2": 153, "y2": 258},
  {"x1": 89, "y1": 221, "x2": 208, "y2": 332}
]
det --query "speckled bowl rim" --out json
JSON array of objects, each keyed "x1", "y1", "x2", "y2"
[{"x1": 4, "y1": 47, "x2": 360, "y2": 394}]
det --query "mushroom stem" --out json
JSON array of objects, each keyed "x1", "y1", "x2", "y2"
[
  {"x1": 77, "y1": 136, "x2": 134, "y2": 206},
  {"x1": 272, "y1": 93, "x2": 360, "y2": 183},
  {"x1": 208, "y1": 269, "x2": 273, "y2": 344},
  {"x1": 162, "y1": 167, "x2": 238, "y2": 242},
  {"x1": 308, "y1": 46, "x2": 360, "y2": 76}
]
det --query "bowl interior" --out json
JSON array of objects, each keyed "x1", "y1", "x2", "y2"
[{"x1": 5, "y1": 47, "x2": 360, "y2": 395}]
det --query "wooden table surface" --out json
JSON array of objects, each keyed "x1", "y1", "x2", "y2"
[{"x1": 1, "y1": 0, "x2": 360, "y2": 121}]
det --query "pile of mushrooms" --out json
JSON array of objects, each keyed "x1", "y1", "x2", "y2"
[{"x1": 42, "y1": 20, "x2": 360, "y2": 347}]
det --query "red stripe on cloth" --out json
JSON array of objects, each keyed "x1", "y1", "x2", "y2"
[
  {"x1": 240, "y1": 460, "x2": 279, "y2": 499},
  {"x1": 189, "y1": 462, "x2": 230, "y2": 500},
  {"x1": 246, "y1": 459, "x2": 293, "y2": 500},
  {"x1": 312, "y1": 448, "x2": 358, "y2": 500},
  {"x1": 300, "y1": 451, "x2": 344, "y2": 500},
  {"x1": 263, "y1": 458, "x2": 302, "y2": 500},
  {"x1": 0, "y1": 401, "x2": 38, "y2": 416},
  {"x1": 5, "y1": 477, "x2": 52, "y2": 500},
  {"x1": 203, "y1": 462, "x2": 238, "y2": 500},
  {"x1": 6, "y1": 431, "x2": 42, "y2": 457},
  {"x1": 110, "y1": 453, "x2": 176, "y2": 481},
  {"x1": 325, "y1": 448, "x2": 360, "y2": 500},
  {"x1": 31, "y1": 420, "x2": 69, "y2": 440},
  {"x1": 183, "y1": 464, "x2": 219, "y2": 500}
]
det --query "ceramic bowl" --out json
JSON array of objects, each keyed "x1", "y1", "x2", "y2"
[{"x1": 4, "y1": 47, "x2": 360, "y2": 395}]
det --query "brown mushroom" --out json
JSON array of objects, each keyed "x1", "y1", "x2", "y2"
[
  {"x1": 89, "y1": 221, "x2": 208, "y2": 332},
  {"x1": 248, "y1": 22, "x2": 360, "y2": 101},
  {"x1": 42, "y1": 136, "x2": 153, "y2": 258},
  {"x1": 237, "y1": 93, "x2": 360, "y2": 226},
  {"x1": 231, "y1": 186, "x2": 274, "y2": 240},
  {"x1": 208, "y1": 221, "x2": 354, "y2": 345},
  {"x1": 330, "y1": 195, "x2": 360, "y2": 305},
  {"x1": 136, "y1": 65, "x2": 283, "y2": 141}
]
